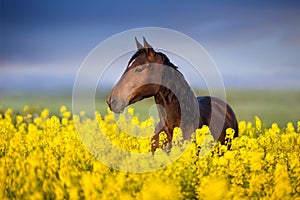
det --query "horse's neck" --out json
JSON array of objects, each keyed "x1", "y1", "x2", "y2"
[{"x1": 154, "y1": 67, "x2": 199, "y2": 132}]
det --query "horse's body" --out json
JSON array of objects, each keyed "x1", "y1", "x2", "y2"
[{"x1": 107, "y1": 37, "x2": 238, "y2": 152}]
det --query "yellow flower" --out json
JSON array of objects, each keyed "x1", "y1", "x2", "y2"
[
  {"x1": 79, "y1": 111, "x2": 85, "y2": 117},
  {"x1": 271, "y1": 123, "x2": 280, "y2": 134},
  {"x1": 225, "y1": 128, "x2": 235, "y2": 140},
  {"x1": 286, "y1": 122, "x2": 295, "y2": 133},
  {"x1": 254, "y1": 116, "x2": 262, "y2": 133},
  {"x1": 128, "y1": 107, "x2": 134, "y2": 115},
  {"x1": 16, "y1": 115, "x2": 23, "y2": 124},
  {"x1": 23, "y1": 105, "x2": 30, "y2": 112},
  {"x1": 201, "y1": 178, "x2": 228, "y2": 200},
  {"x1": 172, "y1": 127, "x2": 183, "y2": 146},
  {"x1": 272, "y1": 163, "x2": 292, "y2": 199},
  {"x1": 238, "y1": 121, "x2": 247, "y2": 135},
  {"x1": 60, "y1": 105, "x2": 67, "y2": 113},
  {"x1": 140, "y1": 179, "x2": 179, "y2": 200},
  {"x1": 131, "y1": 116, "x2": 139, "y2": 126},
  {"x1": 195, "y1": 125, "x2": 210, "y2": 146},
  {"x1": 41, "y1": 108, "x2": 49, "y2": 119},
  {"x1": 63, "y1": 111, "x2": 71, "y2": 119}
]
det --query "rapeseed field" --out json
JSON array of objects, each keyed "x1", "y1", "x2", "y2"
[{"x1": 0, "y1": 106, "x2": 299, "y2": 199}]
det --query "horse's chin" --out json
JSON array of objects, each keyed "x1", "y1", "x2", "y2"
[
  {"x1": 111, "y1": 106, "x2": 125, "y2": 114},
  {"x1": 108, "y1": 102, "x2": 126, "y2": 114}
]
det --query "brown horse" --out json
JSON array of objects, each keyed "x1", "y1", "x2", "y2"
[{"x1": 107, "y1": 37, "x2": 238, "y2": 152}]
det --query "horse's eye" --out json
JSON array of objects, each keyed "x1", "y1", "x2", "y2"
[{"x1": 135, "y1": 68, "x2": 143, "y2": 73}]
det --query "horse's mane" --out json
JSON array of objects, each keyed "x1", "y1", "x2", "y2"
[
  {"x1": 157, "y1": 52, "x2": 179, "y2": 71},
  {"x1": 128, "y1": 49, "x2": 179, "y2": 72}
]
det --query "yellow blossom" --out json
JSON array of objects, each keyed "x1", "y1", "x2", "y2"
[
  {"x1": 128, "y1": 107, "x2": 134, "y2": 115},
  {"x1": 16, "y1": 115, "x2": 23, "y2": 124},
  {"x1": 63, "y1": 111, "x2": 71, "y2": 119},
  {"x1": 60, "y1": 105, "x2": 67, "y2": 113},
  {"x1": 41, "y1": 108, "x2": 49, "y2": 119},
  {"x1": 23, "y1": 105, "x2": 30, "y2": 112},
  {"x1": 286, "y1": 122, "x2": 295, "y2": 133}
]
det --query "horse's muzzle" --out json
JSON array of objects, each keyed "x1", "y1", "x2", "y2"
[{"x1": 106, "y1": 97, "x2": 125, "y2": 114}]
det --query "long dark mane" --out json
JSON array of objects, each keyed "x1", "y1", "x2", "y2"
[
  {"x1": 152, "y1": 51, "x2": 200, "y2": 148},
  {"x1": 157, "y1": 52, "x2": 179, "y2": 71}
]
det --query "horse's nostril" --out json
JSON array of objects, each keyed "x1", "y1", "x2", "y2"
[
  {"x1": 107, "y1": 97, "x2": 115, "y2": 107},
  {"x1": 110, "y1": 98, "x2": 116, "y2": 107}
]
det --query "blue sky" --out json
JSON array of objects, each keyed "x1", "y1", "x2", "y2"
[{"x1": 1, "y1": 0, "x2": 300, "y2": 93}]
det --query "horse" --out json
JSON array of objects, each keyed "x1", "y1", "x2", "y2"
[{"x1": 107, "y1": 37, "x2": 238, "y2": 152}]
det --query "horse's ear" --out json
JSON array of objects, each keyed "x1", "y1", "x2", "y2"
[
  {"x1": 143, "y1": 37, "x2": 155, "y2": 59},
  {"x1": 135, "y1": 37, "x2": 143, "y2": 50},
  {"x1": 143, "y1": 37, "x2": 153, "y2": 49}
]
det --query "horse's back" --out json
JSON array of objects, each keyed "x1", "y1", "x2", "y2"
[{"x1": 197, "y1": 96, "x2": 238, "y2": 144}]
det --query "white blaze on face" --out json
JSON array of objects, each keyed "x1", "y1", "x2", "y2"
[{"x1": 128, "y1": 58, "x2": 136, "y2": 68}]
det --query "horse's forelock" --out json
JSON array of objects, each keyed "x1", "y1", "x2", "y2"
[{"x1": 127, "y1": 49, "x2": 145, "y2": 68}]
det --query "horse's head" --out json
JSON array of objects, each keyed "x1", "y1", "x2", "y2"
[{"x1": 107, "y1": 37, "x2": 165, "y2": 113}]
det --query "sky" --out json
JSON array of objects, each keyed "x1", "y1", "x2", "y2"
[{"x1": 1, "y1": 0, "x2": 300, "y2": 93}]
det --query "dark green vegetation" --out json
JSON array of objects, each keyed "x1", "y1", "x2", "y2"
[{"x1": 0, "y1": 90, "x2": 299, "y2": 127}]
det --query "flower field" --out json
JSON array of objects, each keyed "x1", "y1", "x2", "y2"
[{"x1": 0, "y1": 106, "x2": 300, "y2": 199}]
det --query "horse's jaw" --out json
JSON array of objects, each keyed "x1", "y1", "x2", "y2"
[{"x1": 128, "y1": 94, "x2": 144, "y2": 105}]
